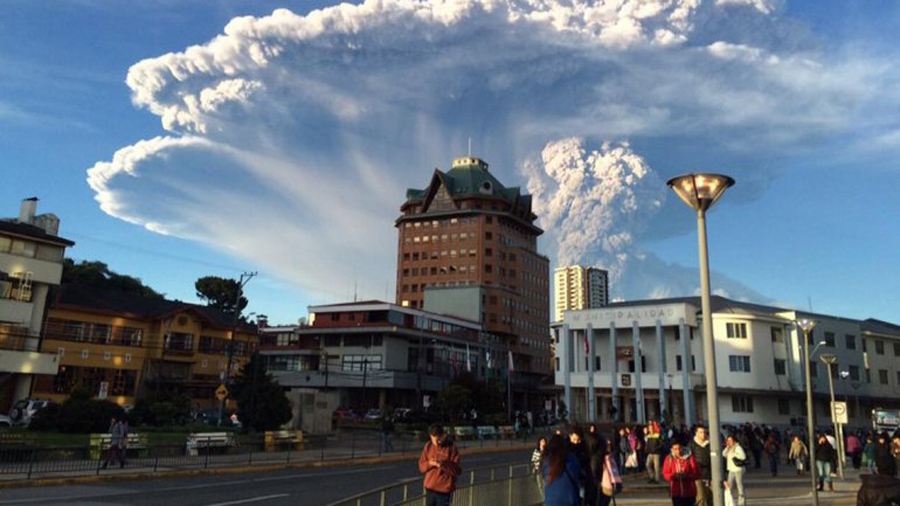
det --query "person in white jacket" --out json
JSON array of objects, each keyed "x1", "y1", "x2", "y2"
[{"x1": 723, "y1": 435, "x2": 747, "y2": 506}]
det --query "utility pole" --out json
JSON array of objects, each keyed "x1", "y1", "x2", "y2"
[{"x1": 218, "y1": 271, "x2": 257, "y2": 427}]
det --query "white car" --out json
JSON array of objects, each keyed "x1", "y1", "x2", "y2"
[
  {"x1": 9, "y1": 399, "x2": 51, "y2": 427},
  {"x1": 0, "y1": 414, "x2": 11, "y2": 427}
]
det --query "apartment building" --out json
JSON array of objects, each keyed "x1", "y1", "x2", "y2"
[
  {"x1": 553, "y1": 265, "x2": 609, "y2": 322},
  {"x1": 553, "y1": 295, "x2": 900, "y2": 429},
  {"x1": 0, "y1": 198, "x2": 73, "y2": 410},
  {"x1": 36, "y1": 284, "x2": 257, "y2": 409}
]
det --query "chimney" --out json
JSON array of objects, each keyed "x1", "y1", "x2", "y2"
[{"x1": 19, "y1": 197, "x2": 38, "y2": 224}]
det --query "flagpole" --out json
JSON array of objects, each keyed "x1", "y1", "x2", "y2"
[{"x1": 507, "y1": 349, "x2": 513, "y2": 423}]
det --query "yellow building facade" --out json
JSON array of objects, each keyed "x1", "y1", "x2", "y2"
[{"x1": 35, "y1": 284, "x2": 256, "y2": 410}]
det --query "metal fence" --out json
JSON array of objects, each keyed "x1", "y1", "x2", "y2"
[
  {"x1": 0, "y1": 431, "x2": 532, "y2": 481},
  {"x1": 327, "y1": 463, "x2": 542, "y2": 506}
]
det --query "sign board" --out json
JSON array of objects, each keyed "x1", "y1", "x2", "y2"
[
  {"x1": 564, "y1": 303, "x2": 697, "y2": 328},
  {"x1": 873, "y1": 409, "x2": 900, "y2": 432},
  {"x1": 216, "y1": 384, "x2": 229, "y2": 401},
  {"x1": 616, "y1": 346, "x2": 634, "y2": 359},
  {"x1": 423, "y1": 395, "x2": 431, "y2": 408},
  {"x1": 621, "y1": 374, "x2": 632, "y2": 387},
  {"x1": 831, "y1": 401, "x2": 848, "y2": 425},
  {"x1": 544, "y1": 400, "x2": 553, "y2": 412},
  {"x1": 98, "y1": 381, "x2": 109, "y2": 400}
]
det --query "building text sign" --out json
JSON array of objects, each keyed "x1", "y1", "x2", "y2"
[{"x1": 564, "y1": 303, "x2": 696, "y2": 328}]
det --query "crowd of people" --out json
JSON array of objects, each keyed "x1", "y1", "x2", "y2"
[{"x1": 416, "y1": 419, "x2": 900, "y2": 506}]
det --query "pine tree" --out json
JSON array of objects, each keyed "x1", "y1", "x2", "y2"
[{"x1": 230, "y1": 353, "x2": 292, "y2": 431}]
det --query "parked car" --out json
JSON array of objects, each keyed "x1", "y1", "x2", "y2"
[
  {"x1": 364, "y1": 409, "x2": 383, "y2": 422},
  {"x1": 8, "y1": 399, "x2": 52, "y2": 427},
  {"x1": 393, "y1": 408, "x2": 412, "y2": 422},
  {"x1": 0, "y1": 414, "x2": 11, "y2": 427},
  {"x1": 332, "y1": 408, "x2": 358, "y2": 422}
]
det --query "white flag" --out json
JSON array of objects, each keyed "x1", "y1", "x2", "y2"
[
  {"x1": 466, "y1": 344, "x2": 472, "y2": 373},
  {"x1": 508, "y1": 350, "x2": 515, "y2": 373},
  {"x1": 486, "y1": 350, "x2": 492, "y2": 369}
]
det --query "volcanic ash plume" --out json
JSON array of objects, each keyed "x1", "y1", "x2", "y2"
[{"x1": 524, "y1": 138, "x2": 664, "y2": 290}]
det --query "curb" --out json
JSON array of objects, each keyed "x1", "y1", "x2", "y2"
[{"x1": 0, "y1": 444, "x2": 531, "y2": 489}]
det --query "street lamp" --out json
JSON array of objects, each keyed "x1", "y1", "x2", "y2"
[
  {"x1": 667, "y1": 173, "x2": 734, "y2": 506},
  {"x1": 796, "y1": 318, "x2": 819, "y2": 506},
  {"x1": 820, "y1": 353, "x2": 844, "y2": 479}
]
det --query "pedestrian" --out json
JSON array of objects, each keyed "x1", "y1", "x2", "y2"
[
  {"x1": 689, "y1": 426, "x2": 712, "y2": 506},
  {"x1": 645, "y1": 422, "x2": 664, "y2": 484},
  {"x1": 662, "y1": 439, "x2": 699, "y2": 506},
  {"x1": 857, "y1": 449, "x2": 900, "y2": 506},
  {"x1": 749, "y1": 429, "x2": 763, "y2": 470},
  {"x1": 788, "y1": 435, "x2": 808, "y2": 476},
  {"x1": 533, "y1": 436, "x2": 548, "y2": 496},
  {"x1": 847, "y1": 431, "x2": 862, "y2": 470},
  {"x1": 585, "y1": 428, "x2": 607, "y2": 506},
  {"x1": 625, "y1": 428, "x2": 639, "y2": 474},
  {"x1": 568, "y1": 427, "x2": 592, "y2": 506},
  {"x1": 618, "y1": 428, "x2": 631, "y2": 474},
  {"x1": 600, "y1": 440, "x2": 622, "y2": 506},
  {"x1": 815, "y1": 434, "x2": 836, "y2": 492},
  {"x1": 723, "y1": 434, "x2": 748, "y2": 506},
  {"x1": 417, "y1": 424, "x2": 461, "y2": 506},
  {"x1": 764, "y1": 433, "x2": 780, "y2": 477},
  {"x1": 101, "y1": 416, "x2": 126, "y2": 469},
  {"x1": 864, "y1": 434, "x2": 878, "y2": 473},
  {"x1": 891, "y1": 435, "x2": 900, "y2": 478},
  {"x1": 381, "y1": 416, "x2": 395, "y2": 452},
  {"x1": 543, "y1": 434, "x2": 581, "y2": 506}
]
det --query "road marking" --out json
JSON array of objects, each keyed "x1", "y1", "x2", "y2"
[
  {"x1": 0, "y1": 466, "x2": 395, "y2": 505},
  {"x1": 204, "y1": 494, "x2": 289, "y2": 506}
]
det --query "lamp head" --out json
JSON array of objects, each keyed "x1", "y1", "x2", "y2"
[
  {"x1": 666, "y1": 173, "x2": 735, "y2": 212},
  {"x1": 795, "y1": 318, "x2": 817, "y2": 334},
  {"x1": 819, "y1": 354, "x2": 837, "y2": 365}
]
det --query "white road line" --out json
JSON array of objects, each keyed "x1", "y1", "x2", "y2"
[
  {"x1": 204, "y1": 494, "x2": 289, "y2": 506},
  {"x1": 0, "y1": 465, "x2": 395, "y2": 505}
]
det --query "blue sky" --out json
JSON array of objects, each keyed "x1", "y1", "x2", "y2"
[{"x1": 1, "y1": 0, "x2": 898, "y2": 325}]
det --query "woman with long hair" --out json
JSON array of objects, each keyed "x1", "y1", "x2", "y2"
[
  {"x1": 543, "y1": 434, "x2": 581, "y2": 506},
  {"x1": 533, "y1": 436, "x2": 548, "y2": 495}
]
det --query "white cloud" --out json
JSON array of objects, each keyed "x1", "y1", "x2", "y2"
[{"x1": 88, "y1": 0, "x2": 900, "y2": 303}]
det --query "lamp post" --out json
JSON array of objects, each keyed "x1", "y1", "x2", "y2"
[
  {"x1": 820, "y1": 353, "x2": 844, "y2": 479},
  {"x1": 667, "y1": 173, "x2": 734, "y2": 506},
  {"x1": 796, "y1": 318, "x2": 819, "y2": 506}
]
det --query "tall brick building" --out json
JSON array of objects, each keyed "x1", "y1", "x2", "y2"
[{"x1": 395, "y1": 156, "x2": 551, "y2": 387}]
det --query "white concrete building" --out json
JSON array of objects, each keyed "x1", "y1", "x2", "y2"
[
  {"x1": 552, "y1": 296, "x2": 900, "y2": 430},
  {"x1": 1, "y1": 198, "x2": 73, "y2": 410},
  {"x1": 553, "y1": 265, "x2": 609, "y2": 322}
]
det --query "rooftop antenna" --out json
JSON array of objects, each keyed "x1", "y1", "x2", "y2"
[
  {"x1": 354, "y1": 279, "x2": 358, "y2": 302},
  {"x1": 807, "y1": 296, "x2": 813, "y2": 312}
]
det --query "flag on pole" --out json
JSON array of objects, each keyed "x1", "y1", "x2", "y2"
[
  {"x1": 466, "y1": 344, "x2": 472, "y2": 373},
  {"x1": 584, "y1": 331, "x2": 590, "y2": 355},
  {"x1": 508, "y1": 350, "x2": 515, "y2": 373},
  {"x1": 486, "y1": 350, "x2": 492, "y2": 369}
]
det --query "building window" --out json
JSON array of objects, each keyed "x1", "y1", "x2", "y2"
[
  {"x1": 823, "y1": 332, "x2": 835, "y2": 347},
  {"x1": 555, "y1": 357, "x2": 560, "y2": 371},
  {"x1": 849, "y1": 365, "x2": 860, "y2": 381},
  {"x1": 879, "y1": 369, "x2": 889, "y2": 385},
  {"x1": 894, "y1": 343, "x2": 900, "y2": 356},
  {"x1": 726, "y1": 322, "x2": 747, "y2": 339},
  {"x1": 485, "y1": 248, "x2": 492, "y2": 257},
  {"x1": 777, "y1": 398, "x2": 790, "y2": 415},
  {"x1": 866, "y1": 369, "x2": 871, "y2": 383},
  {"x1": 627, "y1": 357, "x2": 647, "y2": 373},
  {"x1": 771, "y1": 327, "x2": 783, "y2": 343},
  {"x1": 485, "y1": 232, "x2": 493, "y2": 240},
  {"x1": 845, "y1": 334, "x2": 856, "y2": 350},
  {"x1": 876, "y1": 340, "x2": 884, "y2": 355},
  {"x1": 728, "y1": 355, "x2": 751, "y2": 373},
  {"x1": 809, "y1": 361, "x2": 818, "y2": 378},
  {"x1": 774, "y1": 359, "x2": 786, "y2": 375},
  {"x1": 484, "y1": 264, "x2": 492, "y2": 273},
  {"x1": 595, "y1": 356, "x2": 601, "y2": 371},
  {"x1": 676, "y1": 355, "x2": 683, "y2": 371},
  {"x1": 330, "y1": 313, "x2": 339, "y2": 321},
  {"x1": 897, "y1": 371, "x2": 900, "y2": 386},
  {"x1": 862, "y1": 339, "x2": 868, "y2": 352},
  {"x1": 732, "y1": 395, "x2": 754, "y2": 413}
]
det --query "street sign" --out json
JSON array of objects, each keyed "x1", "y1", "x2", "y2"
[
  {"x1": 216, "y1": 384, "x2": 229, "y2": 401},
  {"x1": 423, "y1": 395, "x2": 431, "y2": 408},
  {"x1": 98, "y1": 381, "x2": 109, "y2": 400},
  {"x1": 832, "y1": 401, "x2": 848, "y2": 425}
]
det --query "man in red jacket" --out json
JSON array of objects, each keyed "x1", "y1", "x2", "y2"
[
  {"x1": 663, "y1": 440, "x2": 700, "y2": 506},
  {"x1": 418, "y1": 424, "x2": 462, "y2": 506}
]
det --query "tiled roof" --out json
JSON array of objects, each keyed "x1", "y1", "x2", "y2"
[
  {"x1": 404, "y1": 161, "x2": 525, "y2": 206},
  {"x1": 0, "y1": 219, "x2": 74, "y2": 247},
  {"x1": 53, "y1": 284, "x2": 254, "y2": 331}
]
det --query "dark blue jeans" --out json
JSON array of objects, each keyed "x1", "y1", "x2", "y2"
[
  {"x1": 425, "y1": 490, "x2": 452, "y2": 506},
  {"x1": 768, "y1": 453, "x2": 778, "y2": 476}
]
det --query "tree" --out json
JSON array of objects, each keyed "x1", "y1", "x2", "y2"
[
  {"x1": 29, "y1": 387, "x2": 125, "y2": 433},
  {"x1": 230, "y1": 353, "x2": 292, "y2": 431},
  {"x1": 195, "y1": 276, "x2": 248, "y2": 319},
  {"x1": 434, "y1": 384, "x2": 474, "y2": 424},
  {"x1": 62, "y1": 259, "x2": 163, "y2": 299}
]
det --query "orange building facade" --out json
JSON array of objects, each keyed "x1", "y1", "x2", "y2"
[
  {"x1": 35, "y1": 284, "x2": 256, "y2": 409},
  {"x1": 395, "y1": 156, "x2": 551, "y2": 381}
]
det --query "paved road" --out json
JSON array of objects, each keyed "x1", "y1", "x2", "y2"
[{"x1": 0, "y1": 450, "x2": 531, "y2": 506}]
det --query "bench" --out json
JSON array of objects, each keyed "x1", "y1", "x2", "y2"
[
  {"x1": 89, "y1": 433, "x2": 150, "y2": 460},
  {"x1": 453, "y1": 426, "x2": 476, "y2": 440},
  {"x1": 498, "y1": 426, "x2": 516, "y2": 439},
  {"x1": 186, "y1": 432, "x2": 235, "y2": 456},
  {"x1": 264, "y1": 430, "x2": 304, "y2": 451},
  {"x1": 0, "y1": 432, "x2": 32, "y2": 447},
  {"x1": 476, "y1": 426, "x2": 498, "y2": 439}
]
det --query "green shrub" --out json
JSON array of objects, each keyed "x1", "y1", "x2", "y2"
[{"x1": 30, "y1": 387, "x2": 125, "y2": 433}]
